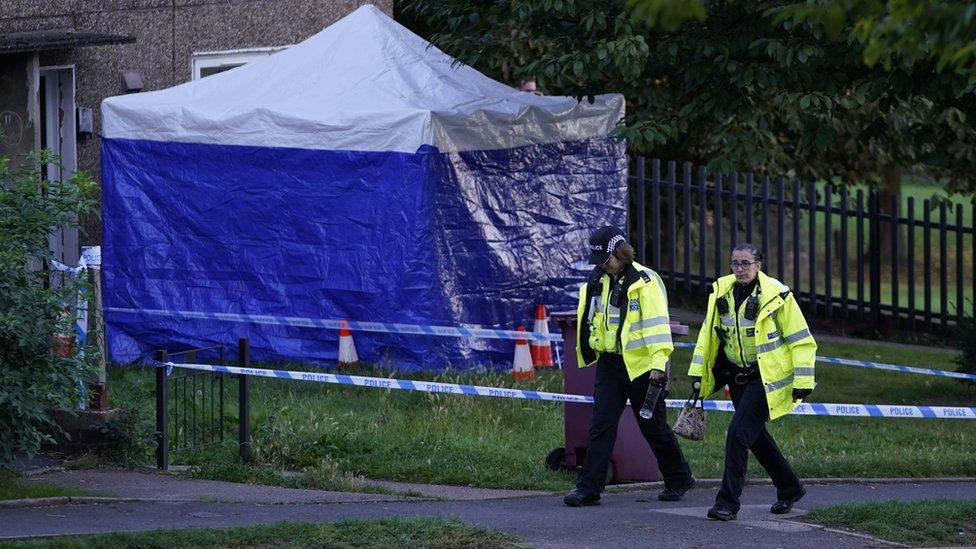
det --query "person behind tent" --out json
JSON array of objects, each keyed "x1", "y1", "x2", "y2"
[
  {"x1": 687, "y1": 243, "x2": 816, "y2": 521},
  {"x1": 516, "y1": 77, "x2": 543, "y2": 96},
  {"x1": 564, "y1": 226, "x2": 696, "y2": 507}
]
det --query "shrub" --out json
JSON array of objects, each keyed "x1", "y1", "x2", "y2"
[{"x1": 0, "y1": 149, "x2": 99, "y2": 466}]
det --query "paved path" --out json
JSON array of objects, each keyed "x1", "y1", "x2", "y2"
[
  {"x1": 21, "y1": 469, "x2": 547, "y2": 504},
  {"x1": 3, "y1": 468, "x2": 975, "y2": 547}
]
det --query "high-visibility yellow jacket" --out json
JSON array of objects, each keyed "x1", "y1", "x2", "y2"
[
  {"x1": 575, "y1": 261, "x2": 673, "y2": 380},
  {"x1": 719, "y1": 283, "x2": 760, "y2": 367},
  {"x1": 688, "y1": 272, "x2": 817, "y2": 420}
]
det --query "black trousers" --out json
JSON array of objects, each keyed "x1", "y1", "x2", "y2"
[
  {"x1": 714, "y1": 377, "x2": 803, "y2": 512},
  {"x1": 577, "y1": 353, "x2": 693, "y2": 496}
]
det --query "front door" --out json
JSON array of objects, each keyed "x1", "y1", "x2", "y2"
[{"x1": 39, "y1": 65, "x2": 79, "y2": 266}]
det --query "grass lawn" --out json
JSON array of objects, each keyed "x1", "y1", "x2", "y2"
[
  {"x1": 0, "y1": 471, "x2": 98, "y2": 501},
  {"x1": 670, "y1": 177, "x2": 975, "y2": 316},
  {"x1": 0, "y1": 517, "x2": 519, "y2": 548},
  {"x1": 109, "y1": 333, "x2": 976, "y2": 491},
  {"x1": 807, "y1": 499, "x2": 976, "y2": 546},
  {"x1": 797, "y1": 178, "x2": 973, "y2": 316}
]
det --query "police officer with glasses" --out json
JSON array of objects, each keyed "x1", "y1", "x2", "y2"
[
  {"x1": 563, "y1": 226, "x2": 695, "y2": 507},
  {"x1": 688, "y1": 244, "x2": 816, "y2": 521}
]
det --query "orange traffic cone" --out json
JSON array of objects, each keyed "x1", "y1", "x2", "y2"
[
  {"x1": 511, "y1": 325, "x2": 535, "y2": 379},
  {"x1": 338, "y1": 319, "x2": 359, "y2": 368},
  {"x1": 530, "y1": 304, "x2": 554, "y2": 369}
]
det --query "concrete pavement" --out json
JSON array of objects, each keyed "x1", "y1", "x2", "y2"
[{"x1": 3, "y1": 467, "x2": 975, "y2": 547}]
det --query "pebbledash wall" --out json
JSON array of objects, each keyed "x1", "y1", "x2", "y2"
[{"x1": 0, "y1": 0, "x2": 393, "y2": 246}]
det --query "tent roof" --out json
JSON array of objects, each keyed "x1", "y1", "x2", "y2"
[{"x1": 102, "y1": 4, "x2": 623, "y2": 153}]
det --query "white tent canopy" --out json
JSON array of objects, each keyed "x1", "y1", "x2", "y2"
[{"x1": 102, "y1": 4, "x2": 623, "y2": 154}]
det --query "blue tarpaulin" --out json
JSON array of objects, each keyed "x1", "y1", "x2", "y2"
[{"x1": 100, "y1": 5, "x2": 627, "y2": 369}]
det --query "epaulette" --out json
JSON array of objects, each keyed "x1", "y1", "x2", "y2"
[{"x1": 640, "y1": 271, "x2": 652, "y2": 283}]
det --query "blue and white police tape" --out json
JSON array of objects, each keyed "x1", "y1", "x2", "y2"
[
  {"x1": 813, "y1": 355, "x2": 976, "y2": 381},
  {"x1": 672, "y1": 342, "x2": 976, "y2": 382},
  {"x1": 159, "y1": 361, "x2": 591, "y2": 404},
  {"x1": 157, "y1": 361, "x2": 976, "y2": 420},
  {"x1": 107, "y1": 307, "x2": 562, "y2": 343},
  {"x1": 112, "y1": 307, "x2": 975, "y2": 381}
]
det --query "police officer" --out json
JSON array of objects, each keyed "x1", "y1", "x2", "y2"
[
  {"x1": 564, "y1": 226, "x2": 695, "y2": 507},
  {"x1": 688, "y1": 244, "x2": 816, "y2": 521}
]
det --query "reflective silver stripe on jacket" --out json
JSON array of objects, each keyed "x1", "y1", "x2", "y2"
[
  {"x1": 608, "y1": 305, "x2": 621, "y2": 325},
  {"x1": 629, "y1": 315, "x2": 669, "y2": 332},
  {"x1": 692, "y1": 355, "x2": 704, "y2": 364},
  {"x1": 758, "y1": 328, "x2": 812, "y2": 353},
  {"x1": 738, "y1": 316, "x2": 756, "y2": 327},
  {"x1": 721, "y1": 315, "x2": 736, "y2": 327},
  {"x1": 624, "y1": 333, "x2": 672, "y2": 350},
  {"x1": 782, "y1": 328, "x2": 812, "y2": 345},
  {"x1": 794, "y1": 367, "x2": 815, "y2": 377},
  {"x1": 764, "y1": 374, "x2": 793, "y2": 393},
  {"x1": 756, "y1": 338, "x2": 783, "y2": 354}
]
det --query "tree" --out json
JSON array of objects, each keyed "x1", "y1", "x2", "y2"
[
  {"x1": 399, "y1": 0, "x2": 976, "y2": 194},
  {"x1": 764, "y1": 1, "x2": 976, "y2": 76},
  {"x1": 630, "y1": 0, "x2": 976, "y2": 76},
  {"x1": 0, "y1": 149, "x2": 98, "y2": 466}
]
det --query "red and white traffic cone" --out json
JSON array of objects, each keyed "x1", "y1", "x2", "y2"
[
  {"x1": 530, "y1": 304, "x2": 554, "y2": 369},
  {"x1": 723, "y1": 384, "x2": 731, "y2": 399},
  {"x1": 338, "y1": 319, "x2": 359, "y2": 368},
  {"x1": 511, "y1": 325, "x2": 535, "y2": 380}
]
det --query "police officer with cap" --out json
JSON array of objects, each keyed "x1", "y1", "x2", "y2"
[{"x1": 564, "y1": 226, "x2": 696, "y2": 507}]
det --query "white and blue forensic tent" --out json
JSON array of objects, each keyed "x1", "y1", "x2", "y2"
[{"x1": 100, "y1": 4, "x2": 627, "y2": 369}]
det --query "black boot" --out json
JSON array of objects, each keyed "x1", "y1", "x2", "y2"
[
  {"x1": 658, "y1": 475, "x2": 697, "y2": 501},
  {"x1": 563, "y1": 489, "x2": 601, "y2": 507},
  {"x1": 770, "y1": 486, "x2": 806, "y2": 514},
  {"x1": 707, "y1": 506, "x2": 737, "y2": 521}
]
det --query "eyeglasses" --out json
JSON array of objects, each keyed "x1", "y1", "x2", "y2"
[{"x1": 729, "y1": 261, "x2": 758, "y2": 271}]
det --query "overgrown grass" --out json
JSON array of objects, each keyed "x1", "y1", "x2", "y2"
[
  {"x1": 0, "y1": 517, "x2": 520, "y2": 548},
  {"x1": 184, "y1": 457, "x2": 424, "y2": 497},
  {"x1": 0, "y1": 470, "x2": 98, "y2": 501},
  {"x1": 808, "y1": 499, "x2": 976, "y2": 546},
  {"x1": 109, "y1": 335, "x2": 976, "y2": 490}
]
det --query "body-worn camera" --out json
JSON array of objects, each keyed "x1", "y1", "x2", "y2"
[
  {"x1": 744, "y1": 295, "x2": 759, "y2": 320},
  {"x1": 716, "y1": 296, "x2": 729, "y2": 315},
  {"x1": 609, "y1": 282, "x2": 625, "y2": 308}
]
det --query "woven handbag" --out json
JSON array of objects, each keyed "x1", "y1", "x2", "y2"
[{"x1": 673, "y1": 392, "x2": 706, "y2": 441}]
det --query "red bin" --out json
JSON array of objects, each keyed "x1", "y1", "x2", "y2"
[{"x1": 548, "y1": 311, "x2": 687, "y2": 484}]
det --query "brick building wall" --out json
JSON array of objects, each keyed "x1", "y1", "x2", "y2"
[{"x1": 1, "y1": 0, "x2": 393, "y2": 244}]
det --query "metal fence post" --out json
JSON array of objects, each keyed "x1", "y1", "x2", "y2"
[
  {"x1": 219, "y1": 345, "x2": 225, "y2": 442},
  {"x1": 869, "y1": 191, "x2": 882, "y2": 332},
  {"x1": 153, "y1": 350, "x2": 168, "y2": 471},
  {"x1": 635, "y1": 156, "x2": 646, "y2": 264},
  {"x1": 238, "y1": 337, "x2": 251, "y2": 464}
]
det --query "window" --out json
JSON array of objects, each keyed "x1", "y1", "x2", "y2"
[{"x1": 191, "y1": 46, "x2": 289, "y2": 80}]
